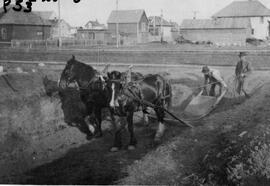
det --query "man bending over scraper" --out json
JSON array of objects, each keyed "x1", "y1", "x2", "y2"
[
  {"x1": 201, "y1": 65, "x2": 227, "y2": 97},
  {"x1": 235, "y1": 52, "x2": 252, "y2": 97}
]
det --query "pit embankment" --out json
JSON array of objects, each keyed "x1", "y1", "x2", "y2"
[{"x1": 0, "y1": 72, "x2": 89, "y2": 182}]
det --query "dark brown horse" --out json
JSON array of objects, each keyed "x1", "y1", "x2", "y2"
[
  {"x1": 59, "y1": 56, "x2": 112, "y2": 137},
  {"x1": 107, "y1": 70, "x2": 172, "y2": 152}
]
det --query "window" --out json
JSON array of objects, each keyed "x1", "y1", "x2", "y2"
[
  {"x1": 260, "y1": 17, "x2": 264, "y2": 24},
  {"x1": 37, "y1": 31, "x2": 43, "y2": 36},
  {"x1": 1, "y1": 28, "x2": 7, "y2": 40},
  {"x1": 251, "y1": 28, "x2": 255, "y2": 35},
  {"x1": 141, "y1": 22, "x2": 146, "y2": 32}
]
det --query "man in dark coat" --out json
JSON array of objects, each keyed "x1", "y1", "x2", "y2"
[{"x1": 235, "y1": 52, "x2": 252, "y2": 97}]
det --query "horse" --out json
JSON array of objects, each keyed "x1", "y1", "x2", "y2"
[
  {"x1": 107, "y1": 69, "x2": 172, "y2": 152},
  {"x1": 58, "y1": 87, "x2": 95, "y2": 140},
  {"x1": 59, "y1": 55, "x2": 112, "y2": 137}
]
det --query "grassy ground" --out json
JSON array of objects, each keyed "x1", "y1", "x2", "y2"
[{"x1": 1, "y1": 43, "x2": 270, "y2": 70}]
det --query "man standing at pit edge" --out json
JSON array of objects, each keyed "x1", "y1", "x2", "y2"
[{"x1": 235, "y1": 52, "x2": 252, "y2": 98}]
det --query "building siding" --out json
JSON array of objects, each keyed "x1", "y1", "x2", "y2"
[
  {"x1": 138, "y1": 13, "x2": 148, "y2": 32},
  {"x1": 12, "y1": 25, "x2": 51, "y2": 40},
  {"x1": 249, "y1": 16, "x2": 270, "y2": 39},
  {"x1": 76, "y1": 30, "x2": 111, "y2": 44},
  {"x1": 0, "y1": 25, "x2": 13, "y2": 41},
  {"x1": 107, "y1": 11, "x2": 149, "y2": 44},
  {"x1": 180, "y1": 28, "x2": 251, "y2": 45},
  {"x1": 0, "y1": 25, "x2": 50, "y2": 41},
  {"x1": 108, "y1": 23, "x2": 138, "y2": 35},
  {"x1": 50, "y1": 21, "x2": 73, "y2": 39}
]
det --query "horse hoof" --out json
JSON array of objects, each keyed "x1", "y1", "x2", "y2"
[
  {"x1": 86, "y1": 135, "x2": 93, "y2": 141},
  {"x1": 110, "y1": 147, "x2": 120, "y2": 152},
  {"x1": 154, "y1": 136, "x2": 162, "y2": 143},
  {"x1": 128, "y1": 145, "x2": 136, "y2": 150},
  {"x1": 94, "y1": 132, "x2": 103, "y2": 138}
]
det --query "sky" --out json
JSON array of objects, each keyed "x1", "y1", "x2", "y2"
[{"x1": 24, "y1": 0, "x2": 270, "y2": 27}]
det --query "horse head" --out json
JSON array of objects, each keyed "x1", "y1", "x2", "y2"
[
  {"x1": 107, "y1": 71, "x2": 125, "y2": 109},
  {"x1": 59, "y1": 55, "x2": 77, "y2": 89},
  {"x1": 107, "y1": 68, "x2": 140, "y2": 116}
]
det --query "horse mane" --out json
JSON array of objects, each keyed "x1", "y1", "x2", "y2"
[{"x1": 67, "y1": 57, "x2": 99, "y2": 82}]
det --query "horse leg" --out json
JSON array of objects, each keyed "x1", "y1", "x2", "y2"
[
  {"x1": 111, "y1": 116, "x2": 126, "y2": 152},
  {"x1": 77, "y1": 118, "x2": 94, "y2": 141},
  {"x1": 142, "y1": 107, "x2": 149, "y2": 126},
  {"x1": 84, "y1": 116, "x2": 95, "y2": 134},
  {"x1": 94, "y1": 108, "x2": 103, "y2": 138},
  {"x1": 127, "y1": 112, "x2": 137, "y2": 150},
  {"x1": 154, "y1": 106, "x2": 166, "y2": 142},
  {"x1": 143, "y1": 112, "x2": 149, "y2": 126}
]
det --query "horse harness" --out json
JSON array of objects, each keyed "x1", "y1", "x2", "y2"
[{"x1": 122, "y1": 78, "x2": 171, "y2": 111}]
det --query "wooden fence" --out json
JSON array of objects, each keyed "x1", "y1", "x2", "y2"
[{"x1": 11, "y1": 39, "x2": 105, "y2": 49}]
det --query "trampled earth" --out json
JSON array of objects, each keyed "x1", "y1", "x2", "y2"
[{"x1": 0, "y1": 65, "x2": 270, "y2": 185}]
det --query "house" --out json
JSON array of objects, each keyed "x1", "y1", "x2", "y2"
[
  {"x1": 180, "y1": 18, "x2": 252, "y2": 45},
  {"x1": 84, "y1": 19, "x2": 106, "y2": 30},
  {"x1": 213, "y1": 0, "x2": 270, "y2": 40},
  {"x1": 0, "y1": 6, "x2": 51, "y2": 42},
  {"x1": 107, "y1": 9, "x2": 149, "y2": 45},
  {"x1": 35, "y1": 11, "x2": 74, "y2": 39},
  {"x1": 148, "y1": 16, "x2": 174, "y2": 42},
  {"x1": 76, "y1": 28, "x2": 111, "y2": 44},
  {"x1": 170, "y1": 21, "x2": 181, "y2": 41},
  {"x1": 49, "y1": 19, "x2": 74, "y2": 39}
]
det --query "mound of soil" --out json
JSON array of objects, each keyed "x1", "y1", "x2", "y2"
[
  {"x1": 119, "y1": 80, "x2": 270, "y2": 185},
  {"x1": 0, "y1": 72, "x2": 89, "y2": 183}
]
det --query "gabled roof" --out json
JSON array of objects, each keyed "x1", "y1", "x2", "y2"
[
  {"x1": 148, "y1": 16, "x2": 172, "y2": 27},
  {"x1": 0, "y1": 5, "x2": 51, "y2": 25},
  {"x1": 107, "y1": 9, "x2": 146, "y2": 23},
  {"x1": 85, "y1": 20, "x2": 100, "y2": 27},
  {"x1": 213, "y1": 0, "x2": 270, "y2": 18},
  {"x1": 181, "y1": 18, "x2": 251, "y2": 29},
  {"x1": 49, "y1": 19, "x2": 71, "y2": 29},
  {"x1": 85, "y1": 20, "x2": 105, "y2": 28},
  {"x1": 33, "y1": 11, "x2": 57, "y2": 20}
]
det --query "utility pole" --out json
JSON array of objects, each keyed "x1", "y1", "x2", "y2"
[
  {"x1": 193, "y1": 11, "x2": 198, "y2": 19},
  {"x1": 116, "y1": 0, "x2": 119, "y2": 48},
  {"x1": 160, "y1": 9, "x2": 163, "y2": 43},
  {"x1": 58, "y1": 0, "x2": 62, "y2": 48}
]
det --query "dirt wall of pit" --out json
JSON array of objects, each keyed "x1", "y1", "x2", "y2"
[{"x1": 0, "y1": 73, "x2": 88, "y2": 182}]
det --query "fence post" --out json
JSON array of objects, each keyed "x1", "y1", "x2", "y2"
[{"x1": 98, "y1": 46, "x2": 100, "y2": 63}]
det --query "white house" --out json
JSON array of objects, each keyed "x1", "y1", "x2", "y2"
[
  {"x1": 212, "y1": 0, "x2": 270, "y2": 40},
  {"x1": 148, "y1": 16, "x2": 174, "y2": 42}
]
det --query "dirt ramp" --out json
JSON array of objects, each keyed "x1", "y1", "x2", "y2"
[{"x1": 0, "y1": 73, "x2": 88, "y2": 182}]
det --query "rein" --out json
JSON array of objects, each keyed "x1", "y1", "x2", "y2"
[{"x1": 124, "y1": 85, "x2": 193, "y2": 128}]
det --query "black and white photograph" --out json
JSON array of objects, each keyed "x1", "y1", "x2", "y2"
[{"x1": 0, "y1": 0, "x2": 270, "y2": 185}]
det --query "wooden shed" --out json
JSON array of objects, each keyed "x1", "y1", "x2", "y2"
[
  {"x1": 0, "y1": 6, "x2": 51, "y2": 42},
  {"x1": 180, "y1": 18, "x2": 252, "y2": 46},
  {"x1": 107, "y1": 9, "x2": 149, "y2": 44}
]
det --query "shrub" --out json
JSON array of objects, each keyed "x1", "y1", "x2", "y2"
[{"x1": 246, "y1": 38, "x2": 264, "y2": 46}]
